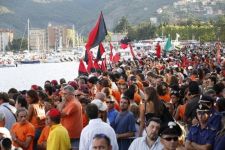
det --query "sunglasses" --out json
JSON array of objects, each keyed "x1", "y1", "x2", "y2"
[
  {"x1": 106, "y1": 101, "x2": 114, "y2": 104},
  {"x1": 162, "y1": 137, "x2": 178, "y2": 141}
]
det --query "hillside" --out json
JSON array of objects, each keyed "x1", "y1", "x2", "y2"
[
  {"x1": 0, "y1": 0, "x2": 224, "y2": 37},
  {"x1": 0, "y1": 0, "x2": 176, "y2": 37}
]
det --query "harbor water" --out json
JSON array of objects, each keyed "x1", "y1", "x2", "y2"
[{"x1": 0, "y1": 62, "x2": 79, "y2": 92}]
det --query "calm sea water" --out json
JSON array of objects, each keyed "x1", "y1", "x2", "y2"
[{"x1": 0, "y1": 62, "x2": 79, "y2": 92}]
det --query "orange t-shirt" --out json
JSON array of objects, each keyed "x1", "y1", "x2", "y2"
[
  {"x1": 134, "y1": 93, "x2": 142, "y2": 105},
  {"x1": 37, "y1": 125, "x2": 50, "y2": 145},
  {"x1": 61, "y1": 99, "x2": 83, "y2": 139},
  {"x1": 112, "y1": 90, "x2": 121, "y2": 103},
  {"x1": 178, "y1": 104, "x2": 187, "y2": 120},
  {"x1": 160, "y1": 93, "x2": 171, "y2": 103},
  {"x1": 11, "y1": 122, "x2": 35, "y2": 150}
]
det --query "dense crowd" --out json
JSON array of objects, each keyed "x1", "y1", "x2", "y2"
[{"x1": 0, "y1": 44, "x2": 225, "y2": 150}]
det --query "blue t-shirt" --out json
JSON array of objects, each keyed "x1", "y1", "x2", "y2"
[
  {"x1": 112, "y1": 111, "x2": 136, "y2": 134},
  {"x1": 214, "y1": 133, "x2": 225, "y2": 150},
  {"x1": 187, "y1": 124, "x2": 216, "y2": 146},
  {"x1": 107, "y1": 108, "x2": 118, "y2": 125}
]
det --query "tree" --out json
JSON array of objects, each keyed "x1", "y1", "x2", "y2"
[
  {"x1": 9, "y1": 38, "x2": 28, "y2": 51},
  {"x1": 113, "y1": 16, "x2": 131, "y2": 33}
]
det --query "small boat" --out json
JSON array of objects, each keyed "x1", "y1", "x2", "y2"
[{"x1": 19, "y1": 59, "x2": 40, "y2": 64}]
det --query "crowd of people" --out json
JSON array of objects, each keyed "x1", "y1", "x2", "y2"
[{"x1": 0, "y1": 44, "x2": 225, "y2": 150}]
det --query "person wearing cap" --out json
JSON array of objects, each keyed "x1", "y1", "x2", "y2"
[
  {"x1": 91, "y1": 99, "x2": 108, "y2": 122},
  {"x1": 128, "y1": 117, "x2": 163, "y2": 150},
  {"x1": 111, "y1": 96, "x2": 136, "y2": 150},
  {"x1": 79, "y1": 103, "x2": 118, "y2": 150},
  {"x1": 58, "y1": 85, "x2": 83, "y2": 149},
  {"x1": 46, "y1": 108, "x2": 71, "y2": 150},
  {"x1": 200, "y1": 94, "x2": 222, "y2": 131},
  {"x1": 160, "y1": 121, "x2": 183, "y2": 150},
  {"x1": 185, "y1": 104, "x2": 217, "y2": 150},
  {"x1": 11, "y1": 108, "x2": 35, "y2": 150}
]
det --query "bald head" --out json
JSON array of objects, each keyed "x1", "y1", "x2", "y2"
[{"x1": 95, "y1": 92, "x2": 106, "y2": 102}]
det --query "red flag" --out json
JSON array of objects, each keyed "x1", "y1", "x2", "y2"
[
  {"x1": 112, "y1": 53, "x2": 120, "y2": 63},
  {"x1": 101, "y1": 58, "x2": 107, "y2": 72},
  {"x1": 96, "y1": 43, "x2": 105, "y2": 60},
  {"x1": 216, "y1": 42, "x2": 221, "y2": 64},
  {"x1": 109, "y1": 42, "x2": 113, "y2": 61},
  {"x1": 87, "y1": 51, "x2": 95, "y2": 73},
  {"x1": 78, "y1": 59, "x2": 88, "y2": 76},
  {"x1": 85, "y1": 12, "x2": 107, "y2": 50},
  {"x1": 129, "y1": 43, "x2": 135, "y2": 58},
  {"x1": 93, "y1": 59, "x2": 101, "y2": 70},
  {"x1": 156, "y1": 42, "x2": 161, "y2": 58}
]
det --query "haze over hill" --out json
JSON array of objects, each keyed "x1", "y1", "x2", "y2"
[{"x1": 0, "y1": 0, "x2": 224, "y2": 37}]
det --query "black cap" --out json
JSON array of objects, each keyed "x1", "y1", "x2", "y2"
[
  {"x1": 196, "y1": 103, "x2": 210, "y2": 112},
  {"x1": 199, "y1": 95, "x2": 214, "y2": 104},
  {"x1": 159, "y1": 121, "x2": 182, "y2": 137}
]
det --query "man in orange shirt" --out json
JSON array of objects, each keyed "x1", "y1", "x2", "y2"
[
  {"x1": 11, "y1": 108, "x2": 35, "y2": 150},
  {"x1": 58, "y1": 85, "x2": 83, "y2": 149}
]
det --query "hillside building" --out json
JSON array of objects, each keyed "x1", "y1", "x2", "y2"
[{"x1": 0, "y1": 29, "x2": 13, "y2": 52}]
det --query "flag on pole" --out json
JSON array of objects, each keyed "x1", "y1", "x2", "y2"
[
  {"x1": 96, "y1": 42, "x2": 105, "y2": 61},
  {"x1": 164, "y1": 35, "x2": 172, "y2": 52},
  {"x1": 129, "y1": 43, "x2": 135, "y2": 58},
  {"x1": 78, "y1": 59, "x2": 88, "y2": 76},
  {"x1": 109, "y1": 42, "x2": 113, "y2": 61},
  {"x1": 87, "y1": 51, "x2": 95, "y2": 73},
  {"x1": 101, "y1": 58, "x2": 107, "y2": 72},
  {"x1": 155, "y1": 42, "x2": 161, "y2": 58},
  {"x1": 93, "y1": 59, "x2": 101, "y2": 70},
  {"x1": 85, "y1": 12, "x2": 107, "y2": 51}
]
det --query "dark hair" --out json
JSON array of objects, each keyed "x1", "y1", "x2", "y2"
[
  {"x1": 1, "y1": 138, "x2": 12, "y2": 150},
  {"x1": 16, "y1": 95, "x2": 28, "y2": 109},
  {"x1": 79, "y1": 97, "x2": 90, "y2": 105},
  {"x1": 0, "y1": 92, "x2": 9, "y2": 103},
  {"x1": 60, "y1": 78, "x2": 66, "y2": 85},
  {"x1": 213, "y1": 82, "x2": 225, "y2": 95},
  {"x1": 146, "y1": 117, "x2": 161, "y2": 126},
  {"x1": 157, "y1": 82, "x2": 168, "y2": 96},
  {"x1": 7, "y1": 88, "x2": 18, "y2": 95},
  {"x1": 37, "y1": 90, "x2": 48, "y2": 101},
  {"x1": 145, "y1": 87, "x2": 163, "y2": 116},
  {"x1": 217, "y1": 98, "x2": 225, "y2": 112},
  {"x1": 93, "y1": 134, "x2": 111, "y2": 146},
  {"x1": 26, "y1": 90, "x2": 39, "y2": 104},
  {"x1": 44, "y1": 84, "x2": 53, "y2": 96},
  {"x1": 50, "y1": 115, "x2": 61, "y2": 124},
  {"x1": 209, "y1": 76, "x2": 217, "y2": 85},
  {"x1": 86, "y1": 103, "x2": 98, "y2": 119}
]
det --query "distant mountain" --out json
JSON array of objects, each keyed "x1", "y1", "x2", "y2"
[
  {"x1": 0, "y1": 0, "x2": 224, "y2": 38},
  {"x1": 0, "y1": 0, "x2": 176, "y2": 37}
]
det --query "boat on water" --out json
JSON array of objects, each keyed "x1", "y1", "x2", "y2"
[
  {"x1": 0, "y1": 58, "x2": 17, "y2": 68},
  {"x1": 19, "y1": 59, "x2": 41, "y2": 64}
]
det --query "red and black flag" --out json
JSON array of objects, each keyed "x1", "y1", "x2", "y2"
[
  {"x1": 101, "y1": 57, "x2": 107, "y2": 72},
  {"x1": 96, "y1": 42, "x2": 105, "y2": 61},
  {"x1": 120, "y1": 37, "x2": 131, "y2": 49},
  {"x1": 93, "y1": 59, "x2": 101, "y2": 70},
  {"x1": 78, "y1": 59, "x2": 88, "y2": 76},
  {"x1": 85, "y1": 12, "x2": 108, "y2": 51}
]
